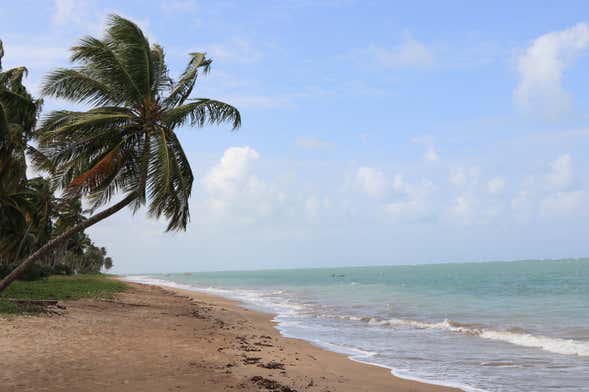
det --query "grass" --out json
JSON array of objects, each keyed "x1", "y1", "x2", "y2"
[
  {"x1": 0, "y1": 274, "x2": 127, "y2": 314},
  {"x1": 0, "y1": 300, "x2": 20, "y2": 314}
]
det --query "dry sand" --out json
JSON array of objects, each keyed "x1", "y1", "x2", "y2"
[{"x1": 0, "y1": 281, "x2": 462, "y2": 392}]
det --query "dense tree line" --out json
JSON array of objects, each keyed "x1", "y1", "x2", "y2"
[{"x1": 0, "y1": 40, "x2": 113, "y2": 280}]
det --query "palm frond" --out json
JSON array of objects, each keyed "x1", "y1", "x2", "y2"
[
  {"x1": 40, "y1": 111, "x2": 132, "y2": 140},
  {"x1": 0, "y1": 89, "x2": 37, "y2": 115},
  {"x1": 42, "y1": 68, "x2": 119, "y2": 106},
  {"x1": 162, "y1": 130, "x2": 193, "y2": 231},
  {"x1": 146, "y1": 127, "x2": 193, "y2": 231},
  {"x1": 147, "y1": 128, "x2": 172, "y2": 211},
  {"x1": 26, "y1": 145, "x2": 56, "y2": 174},
  {"x1": 70, "y1": 36, "x2": 142, "y2": 102},
  {"x1": 162, "y1": 98, "x2": 241, "y2": 130},
  {"x1": 106, "y1": 14, "x2": 152, "y2": 96},
  {"x1": 65, "y1": 142, "x2": 124, "y2": 198},
  {"x1": 150, "y1": 44, "x2": 172, "y2": 95},
  {"x1": 0, "y1": 67, "x2": 28, "y2": 90},
  {"x1": 163, "y1": 52, "x2": 211, "y2": 108}
]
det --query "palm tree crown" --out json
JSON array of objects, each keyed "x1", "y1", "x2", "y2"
[{"x1": 39, "y1": 15, "x2": 241, "y2": 231}]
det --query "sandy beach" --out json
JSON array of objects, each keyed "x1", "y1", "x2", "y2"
[{"x1": 0, "y1": 280, "x2": 461, "y2": 392}]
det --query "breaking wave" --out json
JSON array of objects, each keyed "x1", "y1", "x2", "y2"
[{"x1": 340, "y1": 316, "x2": 589, "y2": 357}]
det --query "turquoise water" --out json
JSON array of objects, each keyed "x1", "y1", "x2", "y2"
[{"x1": 128, "y1": 259, "x2": 589, "y2": 391}]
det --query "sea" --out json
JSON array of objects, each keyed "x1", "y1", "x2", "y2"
[{"x1": 126, "y1": 259, "x2": 589, "y2": 392}]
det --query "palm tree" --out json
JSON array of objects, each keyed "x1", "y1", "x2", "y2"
[
  {"x1": 53, "y1": 198, "x2": 87, "y2": 256},
  {"x1": 0, "y1": 15, "x2": 240, "y2": 292},
  {"x1": 0, "y1": 39, "x2": 44, "y2": 268}
]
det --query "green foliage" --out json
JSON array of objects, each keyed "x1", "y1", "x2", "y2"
[
  {"x1": 0, "y1": 173, "x2": 115, "y2": 278},
  {"x1": 38, "y1": 14, "x2": 240, "y2": 232},
  {"x1": 1, "y1": 15, "x2": 240, "y2": 291},
  {"x1": 19, "y1": 263, "x2": 53, "y2": 281},
  {"x1": 60, "y1": 241, "x2": 113, "y2": 275},
  {"x1": 0, "y1": 274, "x2": 127, "y2": 303},
  {"x1": 0, "y1": 38, "x2": 47, "y2": 264},
  {"x1": 0, "y1": 39, "x2": 114, "y2": 278},
  {"x1": 0, "y1": 299, "x2": 20, "y2": 314},
  {"x1": 0, "y1": 263, "x2": 52, "y2": 281}
]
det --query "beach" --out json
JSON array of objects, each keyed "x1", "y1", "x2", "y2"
[
  {"x1": 0, "y1": 280, "x2": 460, "y2": 392},
  {"x1": 127, "y1": 261, "x2": 589, "y2": 392}
]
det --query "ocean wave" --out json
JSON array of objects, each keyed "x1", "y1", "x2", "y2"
[
  {"x1": 478, "y1": 330, "x2": 589, "y2": 357},
  {"x1": 344, "y1": 316, "x2": 589, "y2": 357}
]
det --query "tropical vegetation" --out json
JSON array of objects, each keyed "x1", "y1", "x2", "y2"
[
  {"x1": 0, "y1": 14, "x2": 240, "y2": 292},
  {"x1": 0, "y1": 39, "x2": 112, "y2": 280},
  {"x1": 0, "y1": 274, "x2": 127, "y2": 314}
]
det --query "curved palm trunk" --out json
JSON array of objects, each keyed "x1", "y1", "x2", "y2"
[{"x1": 0, "y1": 193, "x2": 136, "y2": 293}]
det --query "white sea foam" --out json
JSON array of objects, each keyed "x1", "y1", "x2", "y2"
[
  {"x1": 123, "y1": 275, "x2": 309, "y2": 317},
  {"x1": 351, "y1": 316, "x2": 589, "y2": 357},
  {"x1": 479, "y1": 330, "x2": 589, "y2": 357},
  {"x1": 389, "y1": 367, "x2": 490, "y2": 392},
  {"x1": 313, "y1": 340, "x2": 378, "y2": 358}
]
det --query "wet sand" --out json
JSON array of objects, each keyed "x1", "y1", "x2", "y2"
[{"x1": 0, "y1": 281, "x2": 462, "y2": 392}]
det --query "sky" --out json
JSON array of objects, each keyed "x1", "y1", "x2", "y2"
[{"x1": 2, "y1": 1, "x2": 589, "y2": 273}]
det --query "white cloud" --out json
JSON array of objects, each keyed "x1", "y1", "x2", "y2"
[
  {"x1": 295, "y1": 137, "x2": 332, "y2": 150},
  {"x1": 540, "y1": 190, "x2": 586, "y2": 218},
  {"x1": 514, "y1": 22, "x2": 589, "y2": 117},
  {"x1": 355, "y1": 167, "x2": 387, "y2": 198},
  {"x1": 203, "y1": 146, "x2": 259, "y2": 211},
  {"x1": 52, "y1": 0, "x2": 99, "y2": 28},
  {"x1": 384, "y1": 176, "x2": 434, "y2": 222},
  {"x1": 487, "y1": 177, "x2": 505, "y2": 194},
  {"x1": 508, "y1": 154, "x2": 585, "y2": 220},
  {"x1": 51, "y1": 2, "x2": 154, "y2": 40},
  {"x1": 546, "y1": 154, "x2": 574, "y2": 191},
  {"x1": 201, "y1": 147, "x2": 287, "y2": 225},
  {"x1": 450, "y1": 166, "x2": 480, "y2": 187},
  {"x1": 369, "y1": 33, "x2": 434, "y2": 69},
  {"x1": 53, "y1": 0, "x2": 82, "y2": 26}
]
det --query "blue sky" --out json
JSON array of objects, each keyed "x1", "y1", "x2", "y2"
[{"x1": 2, "y1": 1, "x2": 589, "y2": 273}]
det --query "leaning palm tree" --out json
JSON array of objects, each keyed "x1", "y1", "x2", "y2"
[{"x1": 0, "y1": 15, "x2": 240, "y2": 292}]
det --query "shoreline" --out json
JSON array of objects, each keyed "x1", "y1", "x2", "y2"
[
  {"x1": 129, "y1": 278, "x2": 464, "y2": 392},
  {"x1": 124, "y1": 276, "x2": 471, "y2": 392},
  {"x1": 1, "y1": 279, "x2": 462, "y2": 391}
]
